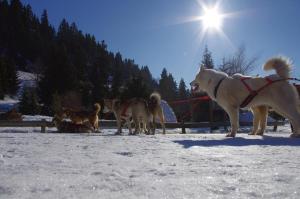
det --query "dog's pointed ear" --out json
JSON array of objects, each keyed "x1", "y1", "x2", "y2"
[{"x1": 200, "y1": 64, "x2": 206, "y2": 72}]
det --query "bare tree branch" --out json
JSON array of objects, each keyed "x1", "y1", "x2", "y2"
[{"x1": 219, "y1": 45, "x2": 258, "y2": 76}]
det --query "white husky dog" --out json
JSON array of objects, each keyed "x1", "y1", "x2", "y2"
[{"x1": 191, "y1": 57, "x2": 300, "y2": 138}]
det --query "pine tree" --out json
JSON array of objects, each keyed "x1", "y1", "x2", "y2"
[
  {"x1": 6, "y1": 58, "x2": 19, "y2": 96},
  {"x1": 0, "y1": 57, "x2": 19, "y2": 98},
  {"x1": 0, "y1": 58, "x2": 7, "y2": 99},
  {"x1": 40, "y1": 9, "x2": 55, "y2": 41},
  {"x1": 121, "y1": 76, "x2": 151, "y2": 100},
  {"x1": 57, "y1": 19, "x2": 70, "y2": 42},
  {"x1": 201, "y1": 45, "x2": 214, "y2": 69},
  {"x1": 39, "y1": 44, "x2": 77, "y2": 106},
  {"x1": 175, "y1": 78, "x2": 190, "y2": 121},
  {"x1": 159, "y1": 68, "x2": 177, "y2": 101},
  {"x1": 0, "y1": 59, "x2": 7, "y2": 99},
  {"x1": 19, "y1": 88, "x2": 40, "y2": 115},
  {"x1": 111, "y1": 52, "x2": 123, "y2": 97},
  {"x1": 50, "y1": 92, "x2": 62, "y2": 115},
  {"x1": 178, "y1": 79, "x2": 189, "y2": 100},
  {"x1": 0, "y1": 0, "x2": 9, "y2": 49},
  {"x1": 140, "y1": 66, "x2": 158, "y2": 90}
]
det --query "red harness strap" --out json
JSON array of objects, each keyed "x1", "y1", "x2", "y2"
[
  {"x1": 240, "y1": 77, "x2": 283, "y2": 108},
  {"x1": 121, "y1": 101, "x2": 131, "y2": 117},
  {"x1": 240, "y1": 77, "x2": 253, "y2": 92}
]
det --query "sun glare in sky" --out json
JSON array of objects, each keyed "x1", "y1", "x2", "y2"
[
  {"x1": 201, "y1": 5, "x2": 223, "y2": 31},
  {"x1": 194, "y1": 1, "x2": 236, "y2": 47},
  {"x1": 174, "y1": 0, "x2": 236, "y2": 45}
]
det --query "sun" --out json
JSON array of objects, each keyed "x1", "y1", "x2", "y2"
[
  {"x1": 170, "y1": 0, "x2": 236, "y2": 44},
  {"x1": 195, "y1": 1, "x2": 235, "y2": 44},
  {"x1": 201, "y1": 6, "x2": 223, "y2": 30}
]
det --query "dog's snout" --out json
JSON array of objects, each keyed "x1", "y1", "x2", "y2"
[
  {"x1": 190, "y1": 80, "x2": 196, "y2": 87},
  {"x1": 190, "y1": 82, "x2": 199, "y2": 93}
]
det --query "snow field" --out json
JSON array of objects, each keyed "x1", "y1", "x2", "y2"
[{"x1": 0, "y1": 125, "x2": 300, "y2": 199}]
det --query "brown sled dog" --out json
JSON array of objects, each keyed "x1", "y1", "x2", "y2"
[
  {"x1": 103, "y1": 98, "x2": 152, "y2": 135},
  {"x1": 61, "y1": 103, "x2": 101, "y2": 131},
  {"x1": 52, "y1": 115, "x2": 93, "y2": 133},
  {"x1": 148, "y1": 92, "x2": 166, "y2": 134},
  {"x1": 0, "y1": 109, "x2": 22, "y2": 121}
]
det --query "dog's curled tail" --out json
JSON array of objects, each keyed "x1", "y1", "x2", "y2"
[
  {"x1": 149, "y1": 92, "x2": 161, "y2": 106},
  {"x1": 263, "y1": 56, "x2": 292, "y2": 79},
  {"x1": 94, "y1": 103, "x2": 101, "y2": 114}
]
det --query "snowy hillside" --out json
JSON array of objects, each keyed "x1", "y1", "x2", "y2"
[
  {"x1": 0, "y1": 71, "x2": 37, "y2": 112},
  {"x1": 17, "y1": 71, "x2": 37, "y2": 98},
  {"x1": 0, "y1": 125, "x2": 299, "y2": 199}
]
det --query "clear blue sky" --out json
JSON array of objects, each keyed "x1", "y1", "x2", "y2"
[{"x1": 21, "y1": 0, "x2": 300, "y2": 84}]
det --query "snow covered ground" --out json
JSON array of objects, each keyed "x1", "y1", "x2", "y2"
[{"x1": 0, "y1": 125, "x2": 300, "y2": 199}]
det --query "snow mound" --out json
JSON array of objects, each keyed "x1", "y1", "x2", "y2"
[
  {"x1": 22, "y1": 115, "x2": 53, "y2": 122},
  {"x1": 0, "y1": 96, "x2": 19, "y2": 112},
  {"x1": 17, "y1": 71, "x2": 36, "y2": 81}
]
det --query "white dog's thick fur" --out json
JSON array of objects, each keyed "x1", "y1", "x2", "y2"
[{"x1": 191, "y1": 57, "x2": 300, "y2": 137}]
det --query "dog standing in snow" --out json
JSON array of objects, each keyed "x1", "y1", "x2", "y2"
[
  {"x1": 191, "y1": 57, "x2": 300, "y2": 138},
  {"x1": 103, "y1": 92, "x2": 165, "y2": 135},
  {"x1": 103, "y1": 98, "x2": 152, "y2": 135},
  {"x1": 148, "y1": 92, "x2": 166, "y2": 134}
]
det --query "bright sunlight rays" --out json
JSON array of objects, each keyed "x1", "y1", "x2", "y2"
[
  {"x1": 172, "y1": 0, "x2": 237, "y2": 46},
  {"x1": 194, "y1": 1, "x2": 236, "y2": 47},
  {"x1": 201, "y1": 6, "x2": 223, "y2": 31}
]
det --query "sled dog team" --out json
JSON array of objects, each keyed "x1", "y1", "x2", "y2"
[
  {"x1": 53, "y1": 92, "x2": 166, "y2": 135},
  {"x1": 52, "y1": 55, "x2": 300, "y2": 138}
]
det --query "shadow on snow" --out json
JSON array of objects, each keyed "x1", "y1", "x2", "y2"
[{"x1": 174, "y1": 135, "x2": 300, "y2": 148}]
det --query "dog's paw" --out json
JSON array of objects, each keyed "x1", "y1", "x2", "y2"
[
  {"x1": 226, "y1": 133, "x2": 236, "y2": 138},
  {"x1": 256, "y1": 132, "x2": 264, "y2": 136}
]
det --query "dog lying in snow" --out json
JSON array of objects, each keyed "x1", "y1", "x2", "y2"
[
  {"x1": 52, "y1": 115, "x2": 94, "y2": 133},
  {"x1": 0, "y1": 109, "x2": 22, "y2": 121},
  {"x1": 58, "y1": 103, "x2": 101, "y2": 131},
  {"x1": 191, "y1": 57, "x2": 300, "y2": 138}
]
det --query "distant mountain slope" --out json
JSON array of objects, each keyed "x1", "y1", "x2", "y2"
[{"x1": 0, "y1": 71, "x2": 37, "y2": 112}]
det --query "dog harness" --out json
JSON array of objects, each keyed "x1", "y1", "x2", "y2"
[
  {"x1": 121, "y1": 101, "x2": 131, "y2": 117},
  {"x1": 213, "y1": 77, "x2": 226, "y2": 99},
  {"x1": 213, "y1": 76, "x2": 300, "y2": 108},
  {"x1": 239, "y1": 77, "x2": 293, "y2": 108}
]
